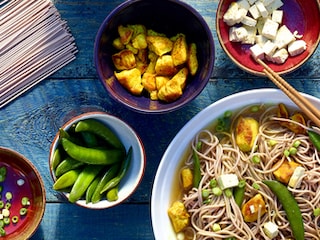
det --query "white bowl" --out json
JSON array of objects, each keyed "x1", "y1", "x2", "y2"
[
  {"x1": 49, "y1": 112, "x2": 146, "y2": 209},
  {"x1": 151, "y1": 88, "x2": 320, "y2": 239}
]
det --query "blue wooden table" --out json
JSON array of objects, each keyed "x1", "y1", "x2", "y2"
[{"x1": 0, "y1": 0, "x2": 319, "y2": 239}]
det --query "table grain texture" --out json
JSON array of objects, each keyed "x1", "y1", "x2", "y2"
[{"x1": 0, "y1": 0, "x2": 319, "y2": 239}]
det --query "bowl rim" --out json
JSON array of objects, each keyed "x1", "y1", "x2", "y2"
[
  {"x1": 216, "y1": 0, "x2": 320, "y2": 76},
  {"x1": 48, "y1": 111, "x2": 146, "y2": 209},
  {"x1": 93, "y1": 0, "x2": 215, "y2": 114},
  {"x1": 151, "y1": 88, "x2": 320, "y2": 239},
  {"x1": 0, "y1": 146, "x2": 46, "y2": 239}
]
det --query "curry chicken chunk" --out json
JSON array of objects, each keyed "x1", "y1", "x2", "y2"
[
  {"x1": 168, "y1": 201, "x2": 190, "y2": 233},
  {"x1": 110, "y1": 24, "x2": 199, "y2": 102}
]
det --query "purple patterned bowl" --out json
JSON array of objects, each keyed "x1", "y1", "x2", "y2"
[{"x1": 94, "y1": 0, "x2": 215, "y2": 114}]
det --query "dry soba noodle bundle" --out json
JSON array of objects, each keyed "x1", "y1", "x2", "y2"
[
  {"x1": 173, "y1": 104, "x2": 320, "y2": 240},
  {"x1": 0, "y1": 0, "x2": 78, "y2": 108}
]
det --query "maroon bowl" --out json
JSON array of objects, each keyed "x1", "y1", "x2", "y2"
[
  {"x1": 216, "y1": 0, "x2": 320, "y2": 76},
  {"x1": 94, "y1": 0, "x2": 215, "y2": 113}
]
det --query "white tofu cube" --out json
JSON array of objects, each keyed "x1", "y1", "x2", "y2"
[
  {"x1": 274, "y1": 25, "x2": 296, "y2": 49},
  {"x1": 249, "y1": 4, "x2": 261, "y2": 19},
  {"x1": 259, "y1": 0, "x2": 274, "y2": 6},
  {"x1": 256, "y1": 17, "x2": 268, "y2": 35},
  {"x1": 266, "y1": 0, "x2": 283, "y2": 12},
  {"x1": 272, "y1": 10, "x2": 283, "y2": 23},
  {"x1": 242, "y1": 26, "x2": 257, "y2": 44},
  {"x1": 241, "y1": 16, "x2": 257, "y2": 27},
  {"x1": 235, "y1": 8, "x2": 249, "y2": 23},
  {"x1": 262, "y1": 19, "x2": 279, "y2": 40},
  {"x1": 263, "y1": 222, "x2": 279, "y2": 238},
  {"x1": 237, "y1": 0, "x2": 251, "y2": 10},
  {"x1": 255, "y1": 1, "x2": 269, "y2": 18},
  {"x1": 247, "y1": 0, "x2": 257, "y2": 4},
  {"x1": 223, "y1": 2, "x2": 240, "y2": 26},
  {"x1": 217, "y1": 174, "x2": 239, "y2": 190},
  {"x1": 262, "y1": 40, "x2": 277, "y2": 56},
  {"x1": 288, "y1": 40, "x2": 307, "y2": 56},
  {"x1": 250, "y1": 43, "x2": 265, "y2": 60},
  {"x1": 255, "y1": 34, "x2": 268, "y2": 46},
  {"x1": 288, "y1": 166, "x2": 305, "y2": 188},
  {"x1": 229, "y1": 26, "x2": 248, "y2": 42},
  {"x1": 271, "y1": 48, "x2": 288, "y2": 64}
]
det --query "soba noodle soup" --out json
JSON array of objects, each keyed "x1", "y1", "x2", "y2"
[{"x1": 169, "y1": 103, "x2": 320, "y2": 240}]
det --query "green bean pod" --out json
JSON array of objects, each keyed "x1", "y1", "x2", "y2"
[
  {"x1": 61, "y1": 138, "x2": 124, "y2": 165},
  {"x1": 85, "y1": 174, "x2": 102, "y2": 204},
  {"x1": 308, "y1": 131, "x2": 320, "y2": 151},
  {"x1": 193, "y1": 142, "x2": 202, "y2": 188},
  {"x1": 100, "y1": 147, "x2": 132, "y2": 194},
  {"x1": 55, "y1": 157, "x2": 86, "y2": 177},
  {"x1": 91, "y1": 163, "x2": 121, "y2": 204},
  {"x1": 106, "y1": 186, "x2": 119, "y2": 202},
  {"x1": 74, "y1": 119, "x2": 125, "y2": 150},
  {"x1": 69, "y1": 164, "x2": 104, "y2": 203},
  {"x1": 263, "y1": 180, "x2": 304, "y2": 240},
  {"x1": 53, "y1": 169, "x2": 81, "y2": 190}
]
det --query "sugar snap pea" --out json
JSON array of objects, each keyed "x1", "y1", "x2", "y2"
[
  {"x1": 233, "y1": 186, "x2": 245, "y2": 207},
  {"x1": 69, "y1": 164, "x2": 104, "y2": 203},
  {"x1": 193, "y1": 142, "x2": 202, "y2": 188},
  {"x1": 91, "y1": 163, "x2": 121, "y2": 204},
  {"x1": 308, "y1": 131, "x2": 320, "y2": 151},
  {"x1": 55, "y1": 157, "x2": 86, "y2": 177},
  {"x1": 100, "y1": 147, "x2": 132, "y2": 194},
  {"x1": 263, "y1": 180, "x2": 304, "y2": 240},
  {"x1": 61, "y1": 138, "x2": 124, "y2": 165},
  {"x1": 85, "y1": 174, "x2": 102, "y2": 204},
  {"x1": 80, "y1": 131, "x2": 99, "y2": 147},
  {"x1": 51, "y1": 147, "x2": 62, "y2": 171},
  {"x1": 74, "y1": 119, "x2": 125, "y2": 150},
  {"x1": 53, "y1": 169, "x2": 81, "y2": 190},
  {"x1": 106, "y1": 186, "x2": 119, "y2": 201}
]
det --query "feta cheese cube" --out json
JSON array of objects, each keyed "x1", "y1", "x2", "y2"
[
  {"x1": 288, "y1": 166, "x2": 305, "y2": 188},
  {"x1": 266, "y1": 0, "x2": 283, "y2": 12},
  {"x1": 263, "y1": 222, "x2": 279, "y2": 238},
  {"x1": 255, "y1": 1, "x2": 269, "y2": 18},
  {"x1": 262, "y1": 40, "x2": 277, "y2": 56},
  {"x1": 241, "y1": 16, "x2": 257, "y2": 27},
  {"x1": 250, "y1": 43, "x2": 265, "y2": 60},
  {"x1": 262, "y1": 19, "x2": 279, "y2": 40},
  {"x1": 229, "y1": 26, "x2": 248, "y2": 42},
  {"x1": 242, "y1": 26, "x2": 257, "y2": 44},
  {"x1": 274, "y1": 25, "x2": 296, "y2": 49},
  {"x1": 272, "y1": 10, "x2": 283, "y2": 23},
  {"x1": 255, "y1": 34, "x2": 268, "y2": 46},
  {"x1": 223, "y1": 2, "x2": 240, "y2": 26},
  {"x1": 237, "y1": 0, "x2": 251, "y2": 10},
  {"x1": 271, "y1": 48, "x2": 288, "y2": 64},
  {"x1": 217, "y1": 174, "x2": 239, "y2": 190},
  {"x1": 249, "y1": 4, "x2": 261, "y2": 19},
  {"x1": 288, "y1": 40, "x2": 307, "y2": 56}
]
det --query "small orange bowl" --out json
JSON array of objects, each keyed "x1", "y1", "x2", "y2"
[{"x1": 0, "y1": 147, "x2": 46, "y2": 239}]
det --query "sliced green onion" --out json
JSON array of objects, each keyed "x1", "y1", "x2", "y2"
[
  {"x1": 21, "y1": 197, "x2": 30, "y2": 206},
  {"x1": 0, "y1": 220, "x2": 4, "y2": 228},
  {"x1": 212, "y1": 223, "x2": 221, "y2": 232},
  {"x1": 210, "y1": 179, "x2": 217, "y2": 188},
  {"x1": 3, "y1": 218, "x2": 9, "y2": 225},
  {"x1": 293, "y1": 140, "x2": 301, "y2": 148},
  {"x1": 12, "y1": 216, "x2": 19, "y2": 224},
  {"x1": 238, "y1": 179, "x2": 246, "y2": 188},
  {"x1": 215, "y1": 125, "x2": 225, "y2": 132},
  {"x1": 20, "y1": 208, "x2": 27, "y2": 216},
  {"x1": 314, "y1": 208, "x2": 320, "y2": 217},
  {"x1": 224, "y1": 188, "x2": 233, "y2": 198},
  {"x1": 289, "y1": 147, "x2": 297, "y2": 155},
  {"x1": 224, "y1": 110, "x2": 232, "y2": 118},
  {"x1": 212, "y1": 187, "x2": 222, "y2": 196},
  {"x1": 5, "y1": 202, "x2": 11, "y2": 210},
  {"x1": 252, "y1": 155, "x2": 261, "y2": 164},
  {"x1": 0, "y1": 167, "x2": 7, "y2": 183},
  {"x1": 252, "y1": 182, "x2": 260, "y2": 190},
  {"x1": 0, "y1": 227, "x2": 5, "y2": 236},
  {"x1": 250, "y1": 105, "x2": 260, "y2": 113},
  {"x1": 0, "y1": 201, "x2": 4, "y2": 209},
  {"x1": 5, "y1": 192, "x2": 12, "y2": 201},
  {"x1": 2, "y1": 208, "x2": 9, "y2": 217}
]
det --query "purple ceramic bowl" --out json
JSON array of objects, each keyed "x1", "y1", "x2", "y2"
[{"x1": 94, "y1": 0, "x2": 215, "y2": 114}]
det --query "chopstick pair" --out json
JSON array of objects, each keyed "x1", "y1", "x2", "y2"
[{"x1": 257, "y1": 59, "x2": 320, "y2": 127}]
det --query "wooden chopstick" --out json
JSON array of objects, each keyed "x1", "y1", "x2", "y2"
[{"x1": 257, "y1": 59, "x2": 320, "y2": 127}]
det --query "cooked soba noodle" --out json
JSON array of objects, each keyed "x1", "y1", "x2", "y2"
[{"x1": 180, "y1": 104, "x2": 320, "y2": 240}]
